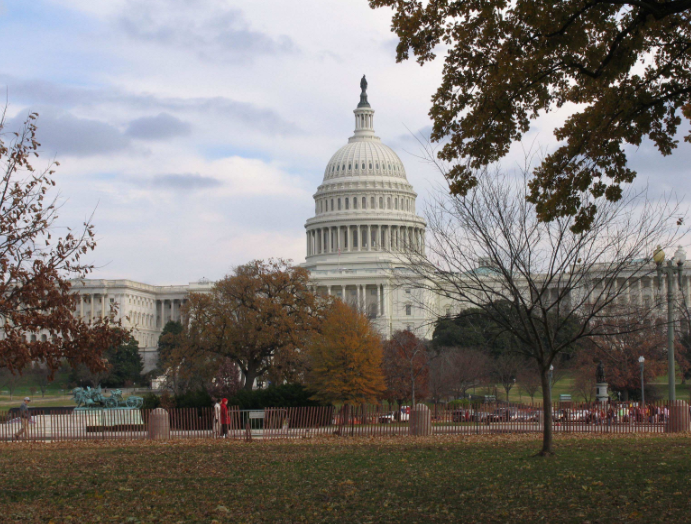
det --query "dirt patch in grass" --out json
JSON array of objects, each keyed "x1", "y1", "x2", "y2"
[{"x1": 1, "y1": 433, "x2": 690, "y2": 523}]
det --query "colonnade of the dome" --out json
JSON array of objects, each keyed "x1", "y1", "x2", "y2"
[
  {"x1": 315, "y1": 193, "x2": 416, "y2": 215},
  {"x1": 306, "y1": 223, "x2": 424, "y2": 256}
]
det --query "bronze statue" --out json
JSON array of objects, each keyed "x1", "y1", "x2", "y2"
[
  {"x1": 358, "y1": 75, "x2": 370, "y2": 108},
  {"x1": 596, "y1": 361, "x2": 605, "y2": 383}
]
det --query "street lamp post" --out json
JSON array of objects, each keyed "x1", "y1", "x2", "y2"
[
  {"x1": 653, "y1": 246, "x2": 686, "y2": 402},
  {"x1": 639, "y1": 356, "x2": 645, "y2": 410}
]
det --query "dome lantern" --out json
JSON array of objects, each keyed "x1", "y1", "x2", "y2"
[{"x1": 353, "y1": 75, "x2": 375, "y2": 139}]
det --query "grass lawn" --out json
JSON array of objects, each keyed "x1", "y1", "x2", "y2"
[{"x1": 1, "y1": 434, "x2": 690, "y2": 523}]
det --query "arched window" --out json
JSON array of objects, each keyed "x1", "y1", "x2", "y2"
[
  {"x1": 362, "y1": 197, "x2": 366, "y2": 208},
  {"x1": 353, "y1": 198, "x2": 358, "y2": 209},
  {"x1": 342, "y1": 164, "x2": 346, "y2": 170},
  {"x1": 348, "y1": 163, "x2": 352, "y2": 170},
  {"x1": 362, "y1": 162, "x2": 365, "y2": 169},
  {"x1": 379, "y1": 197, "x2": 383, "y2": 208},
  {"x1": 355, "y1": 162, "x2": 359, "y2": 169},
  {"x1": 395, "y1": 198, "x2": 398, "y2": 210},
  {"x1": 345, "y1": 198, "x2": 349, "y2": 210},
  {"x1": 338, "y1": 198, "x2": 341, "y2": 210},
  {"x1": 371, "y1": 196, "x2": 375, "y2": 208},
  {"x1": 331, "y1": 199, "x2": 334, "y2": 211},
  {"x1": 369, "y1": 163, "x2": 372, "y2": 169},
  {"x1": 376, "y1": 163, "x2": 379, "y2": 169},
  {"x1": 387, "y1": 197, "x2": 391, "y2": 209},
  {"x1": 336, "y1": 165, "x2": 339, "y2": 171}
]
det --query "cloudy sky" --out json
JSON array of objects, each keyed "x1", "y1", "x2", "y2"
[{"x1": 1, "y1": 0, "x2": 689, "y2": 284}]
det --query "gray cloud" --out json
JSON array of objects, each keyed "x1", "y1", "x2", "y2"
[
  {"x1": 9, "y1": 107, "x2": 130, "y2": 157},
  {"x1": 151, "y1": 173, "x2": 222, "y2": 190},
  {"x1": 126, "y1": 113, "x2": 191, "y2": 140},
  {"x1": 0, "y1": 74, "x2": 299, "y2": 136},
  {"x1": 118, "y1": 0, "x2": 297, "y2": 62}
]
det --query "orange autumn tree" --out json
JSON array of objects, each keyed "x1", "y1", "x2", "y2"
[
  {"x1": 0, "y1": 112, "x2": 126, "y2": 376},
  {"x1": 307, "y1": 300, "x2": 385, "y2": 405}
]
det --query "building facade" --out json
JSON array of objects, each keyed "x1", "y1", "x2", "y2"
[
  {"x1": 302, "y1": 76, "x2": 434, "y2": 338},
  {"x1": 65, "y1": 79, "x2": 690, "y2": 373}
]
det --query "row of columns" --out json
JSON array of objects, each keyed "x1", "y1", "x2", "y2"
[
  {"x1": 307, "y1": 225, "x2": 424, "y2": 256},
  {"x1": 75, "y1": 294, "x2": 186, "y2": 329},
  {"x1": 78, "y1": 293, "x2": 109, "y2": 321},
  {"x1": 313, "y1": 283, "x2": 387, "y2": 318}
]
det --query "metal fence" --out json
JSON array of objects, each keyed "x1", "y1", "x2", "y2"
[{"x1": 0, "y1": 400, "x2": 688, "y2": 442}]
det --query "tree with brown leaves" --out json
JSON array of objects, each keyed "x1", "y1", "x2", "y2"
[
  {"x1": 371, "y1": 0, "x2": 691, "y2": 232},
  {"x1": 0, "y1": 112, "x2": 126, "y2": 378},
  {"x1": 185, "y1": 259, "x2": 324, "y2": 391},
  {"x1": 307, "y1": 300, "x2": 385, "y2": 405},
  {"x1": 382, "y1": 330, "x2": 430, "y2": 406},
  {"x1": 582, "y1": 317, "x2": 669, "y2": 400}
]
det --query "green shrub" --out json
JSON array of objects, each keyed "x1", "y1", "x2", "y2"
[
  {"x1": 141, "y1": 392, "x2": 161, "y2": 410},
  {"x1": 228, "y1": 384, "x2": 327, "y2": 410},
  {"x1": 175, "y1": 389, "x2": 213, "y2": 409}
]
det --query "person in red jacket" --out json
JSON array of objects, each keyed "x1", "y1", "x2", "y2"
[{"x1": 220, "y1": 398, "x2": 230, "y2": 438}]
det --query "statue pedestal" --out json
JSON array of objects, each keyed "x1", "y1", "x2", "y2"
[
  {"x1": 74, "y1": 407, "x2": 144, "y2": 431},
  {"x1": 596, "y1": 383, "x2": 609, "y2": 403}
]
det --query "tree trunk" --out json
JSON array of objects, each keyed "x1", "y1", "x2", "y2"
[
  {"x1": 539, "y1": 369, "x2": 554, "y2": 456},
  {"x1": 411, "y1": 368, "x2": 416, "y2": 406},
  {"x1": 243, "y1": 367, "x2": 259, "y2": 391}
]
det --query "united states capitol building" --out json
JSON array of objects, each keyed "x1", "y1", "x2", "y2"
[
  {"x1": 73, "y1": 78, "x2": 437, "y2": 371},
  {"x1": 71, "y1": 78, "x2": 690, "y2": 372}
]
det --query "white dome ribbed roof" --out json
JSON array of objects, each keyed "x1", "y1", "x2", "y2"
[{"x1": 323, "y1": 139, "x2": 407, "y2": 182}]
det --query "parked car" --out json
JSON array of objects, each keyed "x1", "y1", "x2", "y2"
[
  {"x1": 515, "y1": 410, "x2": 540, "y2": 422},
  {"x1": 472, "y1": 411, "x2": 498, "y2": 423},
  {"x1": 451, "y1": 409, "x2": 473, "y2": 422},
  {"x1": 379, "y1": 412, "x2": 396, "y2": 424},
  {"x1": 493, "y1": 408, "x2": 518, "y2": 421}
]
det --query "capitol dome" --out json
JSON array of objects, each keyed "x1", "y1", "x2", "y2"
[{"x1": 305, "y1": 76, "x2": 426, "y2": 264}]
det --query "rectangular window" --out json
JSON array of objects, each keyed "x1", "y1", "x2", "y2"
[
  {"x1": 346, "y1": 198, "x2": 349, "y2": 210},
  {"x1": 338, "y1": 198, "x2": 342, "y2": 210},
  {"x1": 362, "y1": 197, "x2": 366, "y2": 208},
  {"x1": 406, "y1": 305, "x2": 412, "y2": 316}
]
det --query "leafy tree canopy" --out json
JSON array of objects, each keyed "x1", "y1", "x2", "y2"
[
  {"x1": 102, "y1": 335, "x2": 143, "y2": 388},
  {"x1": 370, "y1": 0, "x2": 691, "y2": 232},
  {"x1": 307, "y1": 300, "x2": 386, "y2": 405}
]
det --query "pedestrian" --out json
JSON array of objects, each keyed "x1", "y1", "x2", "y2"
[
  {"x1": 13, "y1": 397, "x2": 31, "y2": 441},
  {"x1": 220, "y1": 398, "x2": 230, "y2": 438},
  {"x1": 213, "y1": 398, "x2": 221, "y2": 438}
]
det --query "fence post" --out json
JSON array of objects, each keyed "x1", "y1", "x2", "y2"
[{"x1": 148, "y1": 408, "x2": 170, "y2": 440}]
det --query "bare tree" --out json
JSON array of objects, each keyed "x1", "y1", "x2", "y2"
[
  {"x1": 492, "y1": 353, "x2": 525, "y2": 403},
  {"x1": 427, "y1": 354, "x2": 453, "y2": 404},
  {"x1": 517, "y1": 366, "x2": 541, "y2": 403},
  {"x1": 400, "y1": 164, "x2": 683, "y2": 454},
  {"x1": 445, "y1": 347, "x2": 489, "y2": 399},
  {"x1": 29, "y1": 364, "x2": 52, "y2": 398}
]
